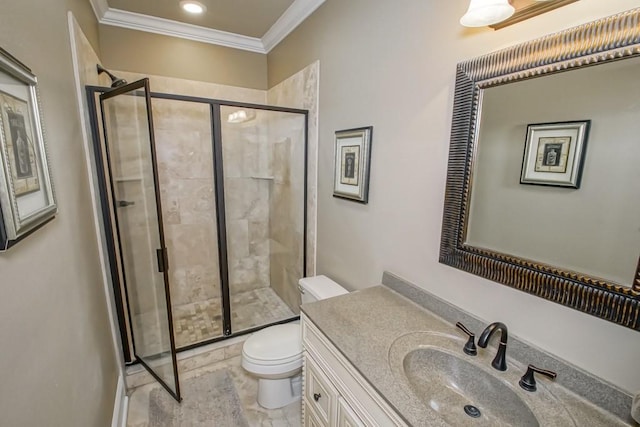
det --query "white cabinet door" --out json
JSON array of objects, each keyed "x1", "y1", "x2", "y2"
[
  {"x1": 302, "y1": 314, "x2": 407, "y2": 427},
  {"x1": 338, "y1": 397, "x2": 365, "y2": 427},
  {"x1": 305, "y1": 400, "x2": 328, "y2": 427}
]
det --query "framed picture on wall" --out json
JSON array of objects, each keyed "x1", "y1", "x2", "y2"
[
  {"x1": 520, "y1": 120, "x2": 590, "y2": 188},
  {"x1": 333, "y1": 126, "x2": 373, "y2": 203},
  {"x1": 0, "y1": 47, "x2": 57, "y2": 250}
]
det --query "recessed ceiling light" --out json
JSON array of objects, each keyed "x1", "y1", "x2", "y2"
[{"x1": 180, "y1": 1, "x2": 206, "y2": 14}]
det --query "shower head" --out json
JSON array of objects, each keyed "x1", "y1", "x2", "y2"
[{"x1": 96, "y1": 64, "x2": 127, "y2": 88}]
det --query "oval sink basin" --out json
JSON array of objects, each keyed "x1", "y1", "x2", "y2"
[
  {"x1": 404, "y1": 347, "x2": 538, "y2": 426},
  {"x1": 388, "y1": 332, "x2": 577, "y2": 426}
]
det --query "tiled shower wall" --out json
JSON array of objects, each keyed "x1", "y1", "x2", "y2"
[
  {"x1": 153, "y1": 99, "x2": 220, "y2": 307},
  {"x1": 116, "y1": 71, "x2": 268, "y2": 315},
  {"x1": 102, "y1": 68, "x2": 318, "y2": 324},
  {"x1": 267, "y1": 62, "x2": 320, "y2": 312},
  {"x1": 102, "y1": 96, "x2": 172, "y2": 354},
  {"x1": 221, "y1": 113, "x2": 272, "y2": 296},
  {"x1": 267, "y1": 116, "x2": 306, "y2": 313},
  {"x1": 73, "y1": 14, "x2": 317, "y2": 352}
]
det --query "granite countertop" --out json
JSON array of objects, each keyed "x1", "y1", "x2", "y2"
[{"x1": 301, "y1": 286, "x2": 631, "y2": 427}]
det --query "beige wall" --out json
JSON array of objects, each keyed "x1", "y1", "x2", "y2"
[
  {"x1": 72, "y1": 0, "x2": 100, "y2": 54},
  {"x1": 99, "y1": 26, "x2": 268, "y2": 90},
  {"x1": 0, "y1": 1, "x2": 118, "y2": 426},
  {"x1": 267, "y1": 0, "x2": 640, "y2": 394}
]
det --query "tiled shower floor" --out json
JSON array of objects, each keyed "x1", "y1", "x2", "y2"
[{"x1": 172, "y1": 287, "x2": 295, "y2": 348}]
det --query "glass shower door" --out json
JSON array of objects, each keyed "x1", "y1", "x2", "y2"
[
  {"x1": 100, "y1": 79, "x2": 180, "y2": 401},
  {"x1": 219, "y1": 105, "x2": 305, "y2": 333}
]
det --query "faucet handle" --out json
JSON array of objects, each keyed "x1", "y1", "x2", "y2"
[
  {"x1": 519, "y1": 364, "x2": 557, "y2": 392},
  {"x1": 455, "y1": 322, "x2": 477, "y2": 356}
]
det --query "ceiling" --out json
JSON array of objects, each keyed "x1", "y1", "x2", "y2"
[
  {"x1": 106, "y1": 0, "x2": 295, "y2": 38},
  {"x1": 90, "y1": 0, "x2": 325, "y2": 53}
]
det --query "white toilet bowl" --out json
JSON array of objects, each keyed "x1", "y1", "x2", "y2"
[
  {"x1": 241, "y1": 322, "x2": 303, "y2": 409},
  {"x1": 241, "y1": 275, "x2": 348, "y2": 409}
]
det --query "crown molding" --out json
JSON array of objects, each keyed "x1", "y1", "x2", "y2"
[
  {"x1": 100, "y1": 8, "x2": 265, "y2": 53},
  {"x1": 262, "y1": 0, "x2": 325, "y2": 52},
  {"x1": 89, "y1": 0, "x2": 109, "y2": 19},
  {"x1": 89, "y1": 0, "x2": 325, "y2": 54}
]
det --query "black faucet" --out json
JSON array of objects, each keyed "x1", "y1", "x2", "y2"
[{"x1": 477, "y1": 322, "x2": 508, "y2": 371}]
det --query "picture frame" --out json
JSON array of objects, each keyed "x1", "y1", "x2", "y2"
[
  {"x1": 520, "y1": 120, "x2": 590, "y2": 188},
  {"x1": 0, "y1": 47, "x2": 56, "y2": 250},
  {"x1": 333, "y1": 126, "x2": 373, "y2": 203}
]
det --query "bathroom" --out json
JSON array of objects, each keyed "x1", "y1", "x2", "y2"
[{"x1": 0, "y1": 0, "x2": 639, "y2": 426}]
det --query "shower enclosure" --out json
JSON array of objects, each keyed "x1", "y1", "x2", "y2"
[{"x1": 87, "y1": 79, "x2": 307, "y2": 394}]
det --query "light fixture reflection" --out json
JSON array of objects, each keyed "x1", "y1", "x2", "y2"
[
  {"x1": 460, "y1": 0, "x2": 515, "y2": 27},
  {"x1": 180, "y1": 0, "x2": 206, "y2": 14},
  {"x1": 227, "y1": 109, "x2": 256, "y2": 124}
]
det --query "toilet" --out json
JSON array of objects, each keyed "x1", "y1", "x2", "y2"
[{"x1": 241, "y1": 275, "x2": 348, "y2": 409}]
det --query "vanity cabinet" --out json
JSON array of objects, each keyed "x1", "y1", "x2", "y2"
[{"x1": 301, "y1": 314, "x2": 406, "y2": 427}]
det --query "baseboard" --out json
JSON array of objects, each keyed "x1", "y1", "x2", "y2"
[{"x1": 112, "y1": 374, "x2": 129, "y2": 427}]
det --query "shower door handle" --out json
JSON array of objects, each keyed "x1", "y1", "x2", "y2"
[
  {"x1": 117, "y1": 200, "x2": 135, "y2": 208},
  {"x1": 156, "y1": 248, "x2": 169, "y2": 273}
]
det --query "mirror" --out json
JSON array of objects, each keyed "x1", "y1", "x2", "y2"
[
  {"x1": 468, "y1": 58, "x2": 640, "y2": 287},
  {"x1": 440, "y1": 8, "x2": 640, "y2": 330}
]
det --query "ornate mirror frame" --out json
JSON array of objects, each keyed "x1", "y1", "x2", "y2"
[{"x1": 440, "y1": 8, "x2": 640, "y2": 331}]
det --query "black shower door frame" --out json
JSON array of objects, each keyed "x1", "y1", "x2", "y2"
[{"x1": 87, "y1": 85, "x2": 309, "y2": 362}]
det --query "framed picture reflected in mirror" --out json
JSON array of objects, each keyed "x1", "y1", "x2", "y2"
[{"x1": 520, "y1": 120, "x2": 590, "y2": 188}]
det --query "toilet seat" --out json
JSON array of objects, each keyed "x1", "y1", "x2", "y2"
[{"x1": 242, "y1": 322, "x2": 302, "y2": 376}]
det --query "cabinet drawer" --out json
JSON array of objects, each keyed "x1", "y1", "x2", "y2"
[
  {"x1": 305, "y1": 354, "x2": 338, "y2": 424},
  {"x1": 338, "y1": 397, "x2": 365, "y2": 427},
  {"x1": 304, "y1": 400, "x2": 327, "y2": 427}
]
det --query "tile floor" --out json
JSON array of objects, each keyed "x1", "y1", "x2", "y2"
[
  {"x1": 171, "y1": 287, "x2": 296, "y2": 348},
  {"x1": 127, "y1": 287, "x2": 300, "y2": 425},
  {"x1": 127, "y1": 351, "x2": 302, "y2": 426}
]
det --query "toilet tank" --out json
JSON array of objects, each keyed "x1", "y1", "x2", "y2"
[{"x1": 299, "y1": 275, "x2": 348, "y2": 304}]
